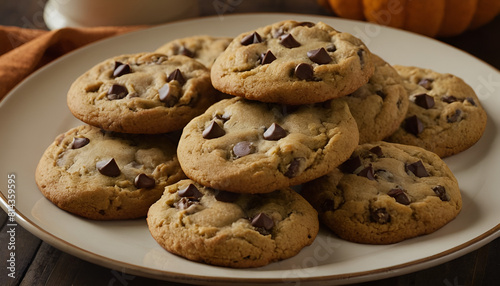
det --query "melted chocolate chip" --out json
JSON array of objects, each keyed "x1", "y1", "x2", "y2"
[
  {"x1": 263, "y1": 123, "x2": 287, "y2": 140},
  {"x1": 406, "y1": 160, "x2": 429, "y2": 178},
  {"x1": 158, "y1": 83, "x2": 178, "y2": 107},
  {"x1": 215, "y1": 190, "x2": 239, "y2": 203},
  {"x1": 326, "y1": 44, "x2": 336, "y2": 52},
  {"x1": 441, "y1": 95, "x2": 458, "y2": 103},
  {"x1": 307, "y1": 48, "x2": 332, "y2": 65},
  {"x1": 179, "y1": 46, "x2": 195, "y2": 58},
  {"x1": 284, "y1": 157, "x2": 305, "y2": 178},
  {"x1": 414, "y1": 93, "x2": 435, "y2": 109},
  {"x1": 233, "y1": 141, "x2": 254, "y2": 158},
  {"x1": 175, "y1": 197, "x2": 199, "y2": 210},
  {"x1": 418, "y1": 78, "x2": 433, "y2": 90},
  {"x1": 71, "y1": 137, "x2": 89, "y2": 149},
  {"x1": 357, "y1": 49, "x2": 365, "y2": 68},
  {"x1": 297, "y1": 21, "x2": 315, "y2": 27},
  {"x1": 178, "y1": 184, "x2": 203, "y2": 199},
  {"x1": 107, "y1": 84, "x2": 128, "y2": 100},
  {"x1": 387, "y1": 188, "x2": 410, "y2": 205},
  {"x1": 279, "y1": 34, "x2": 301, "y2": 48},
  {"x1": 447, "y1": 109, "x2": 462, "y2": 123},
  {"x1": 251, "y1": 213, "x2": 274, "y2": 230},
  {"x1": 134, "y1": 173, "x2": 155, "y2": 189},
  {"x1": 465, "y1": 97, "x2": 477, "y2": 106},
  {"x1": 371, "y1": 208, "x2": 390, "y2": 224},
  {"x1": 113, "y1": 62, "x2": 131, "y2": 77},
  {"x1": 202, "y1": 121, "x2": 225, "y2": 139},
  {"x1": 432, "y1": 185, "x2": 450, "y2": 201},
  {"x1": 339, "y1": 156, "x2": 362, "y2": 174},
  {"x1": 96, "y1": 158, "x2": 120, "y2": 177},
  {"x1": 376, "y1": 90, "x2": 387, "y2": 99},
  {"x1": 240, "y1": 32, "x2": 262, "y2": 45},
  {"x1": 167, "y1": 69, "x2": 186, "y2": 85},
  {"x1": 260, "y1": 50, "x2": 277, "y2": 65},
  {"x1": 294, "y1": 63, "x2": 314, "y2": 81},
  {"x1": 357, "y1": 165, "x2": 375, "y2": 180},
  {"x1": 369, "y1": 146, "x2": 383, "y2": 157},
  {"x1": 405, "y1": 115, "x2": 424, "y2": 136}
]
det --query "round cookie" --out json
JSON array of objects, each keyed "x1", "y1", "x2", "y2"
[
  {"x1": 211, "y1": 20, "x2": 375, "y2": 105},
  {"x1": 147, "y1": 179, "x2": 319, "y2": 268},
  {"x1": 177, "y1": 96, "x2": 359, "y2": 194},
  {"x1": 302, "y1": 141, "x2": 462, "y2": 244},
  {"x1": 336, "y1": 54, "x2": 408, "y2": 144},
  {"x1": 386, "y1": 65, "x2": 487, "y2": 158},
  {"x1": 67, "y1": 53, "x2": 219, "y2": 134},
  {"x1": 155, "y1": 35, "x2": 232, "y2": 68},
  {"x1": 35, "y1": 125, "x2": 186, "y2": 220}
]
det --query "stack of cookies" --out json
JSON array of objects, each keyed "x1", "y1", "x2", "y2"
[{"x1": 35, "y1": 20, "x2": 487, "y2": 268}]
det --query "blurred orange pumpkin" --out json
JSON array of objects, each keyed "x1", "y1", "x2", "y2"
[{"x1": 318, "y1": 0, "x2": 500, "y2": 37}]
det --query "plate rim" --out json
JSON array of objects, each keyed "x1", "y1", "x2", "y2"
[{"x1": 1, "y1": 12, "x2": 499, "y2": 285}]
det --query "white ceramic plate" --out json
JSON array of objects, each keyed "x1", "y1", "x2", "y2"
[{"x1": 1, "y1": 14, "x2": 499, "y2": 285}]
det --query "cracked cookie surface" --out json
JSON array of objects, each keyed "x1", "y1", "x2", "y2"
[
  {"x1": 386, "y1": 65, "x2": 487, "y2": 157},
  {"x1": 146, "y1": 179, "x2": 319, "y2": 268},
  {"x1": 302, "y1": 141, "x2": 462, "y2": 244},
  {"x1": 210, "y1": 20, "x2": 374, "y2": 104},
  {"x1": 67, "y1": 53, "x2": 218, "y2": 134},
  {"x1": 35, "y1": 125, "x2": 186, "y2": 220},
  {"x1": 177, "y1": 96, "x2": 359, "y2": 194}
]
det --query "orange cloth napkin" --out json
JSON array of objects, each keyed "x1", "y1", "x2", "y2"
[{"x1": 0, "y1": 25, "x2": 145, "y2": 101}]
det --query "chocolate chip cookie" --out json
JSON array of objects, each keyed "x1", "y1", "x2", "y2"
[
  {"x1": 336, "y1": 54, "x2": 408, "y2": 144},
  {"x1": 177, "y1": 96, "x2": 359, "y2": 194},
  {"x1": 386, "y1": 65, "x2": 487, "y2": 157},
  {"x1": 147, "y1": 179, "x2": 319, "y2": 268},
  {"x1": 155, "y1": 35, "x2": 232, "y2": 68},
  {"x1": 211, "y1": 20, "x2": 375, "y2": 104},
  {"x1": 67, "y1": 53, "x2": 219, "y2": 134},
  {"x1": 302, "y1": 141, "x2": 462, "y2": 244},
  {"x1": 35, "y1": 125, "x2": 186, "y2": 220}
]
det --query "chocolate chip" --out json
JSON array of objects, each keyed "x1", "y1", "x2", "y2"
[
  {"x1": 339, "y1": 156, "x2": 362, "y2": 174},
  {"x1": 134, "y1": 173, "x2": 155, "y2": 189},
  {"x1": 465, "y1": 97, "x2": 477, "y2": 106},
  {"x1": 240, "y1": 32, "x2": 262, "y2": 45},
  {"x1": 414, "y1": 93, "x2": 435, "y2": 109},
  {"x1": 279, "y1": 34, "x2": 301, "y2": 48},
  {"x1": 404, "y1": 115, "x2": 424, "y2": 136},
  {"x1": 387, "y1": 188, "x2": 410, "y2": 205},
  {"x1": 374, "y1": 169, "x2": 394, "y2": 182},
  {"x1": 326, "y1": 44, "x2": 336, "y2": 52},
  {"x1": 202, "y1": 121, "x2": 225, "y2": 139},
  {"x1": 113, "y1": 62, "x2": 131, "y2": 77},
  {"x1": 158, "y1": 83, "x2": 178, "y2": 107},
  {"x1": 179, "y1": 46, "x2": 195, "y2": 58},
  {"x1": 107, "y1": 84, "x2": 128, "y2": 100},
  {"x1": 263, "y1": 123, "x2": 287, "y2": 140},
  {"x1": 71, "y1": 137, "x2": 89, "y2": 149},
  {"x1": 260, "y1": 50, "x2": 276, "y2": 65},
  {"x1": 251, "y1": 213, "x2": 274, "y2": 230},
  {"x1": 167, "y1": 69, "x2": 186, "y2": 85},
  {"x1": 406, "y1": 160, "x2": 429, "y2": 178},
  {"x1": 442, "y1": 95, "x2": 458, "y2": 103},
  {"x1": 178, "y1": 184, "x2": 203, "y2": 199},
  {"x1": 418, "y1": 78, "x2": 433, "y2": 90},
  {"x1": 233, "y1": 141, "x2": 254, "y2": 158},
  {"x1": 284, "y1": 157, "x2": 305, "y2": 178},
  {"x1": 215, "y1": 190, "x2": 239, "y2": 203},
  {"x1": 376, "y1": 90, "x2": 387, "y2": 99},
  {"x1": 96, "y1": 158, "x2": 120, "y2": 177},
  {"x1": 297, "y1": 21, "x2": 315, "y2": 27},
  {"x1": 369, "y1": 146, "x2": 383, "y2": 157},
  {"x1": 357, "y1": 49, "x2": 366, "y2": 68},
  {"x1": 357, "y1": 165, "x2": 375, "y2": 180},
  {"x1": 432, "y1": 185, "x2": 450, "y2": 201},
  {"x1": 447, "y1": 109, "x2": 462, "y2": 123},
  {"x1": 371, "y1": 208, "x2": 390, "y2": 224},
  {"x1": 174, "y1": 197, "x2": 199, "y2": 210},
  {"x1": 307, "y1": 48, "x2": 332, "y2": 65},
  {"x1": 294, "y1": 63, "x2": 314, "y2": 81}
]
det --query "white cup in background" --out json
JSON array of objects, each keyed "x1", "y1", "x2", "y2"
[{"x1": 43, "y1": 0, "x2": 199, "y2": 30}]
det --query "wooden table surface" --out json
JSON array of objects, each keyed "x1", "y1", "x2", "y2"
[{"x1": 1, "y1": 1, "x2": 499, "y2": 285}]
